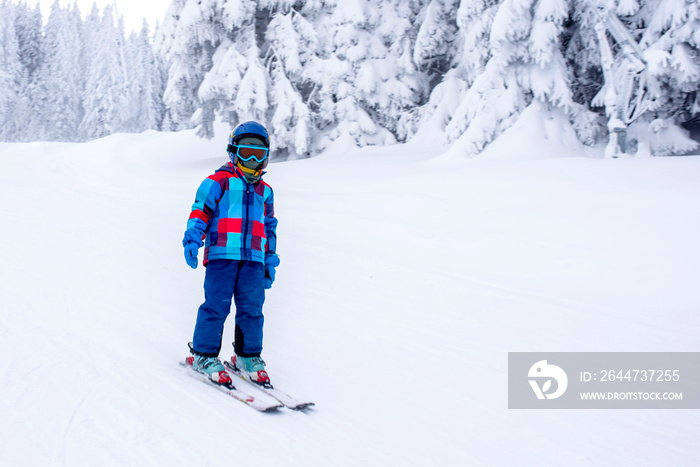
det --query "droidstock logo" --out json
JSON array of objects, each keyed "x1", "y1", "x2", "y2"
[{"x1": 528, "y1": 360, "x2": 568, "y2": 400}]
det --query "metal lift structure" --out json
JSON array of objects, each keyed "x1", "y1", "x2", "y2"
[{"x1": 594, "y1": 1, "x2": 656, "y2": 157}]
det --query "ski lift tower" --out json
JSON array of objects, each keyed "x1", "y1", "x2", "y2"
[{"x1": 594, "y1": 0, "x2": 653, "y2": 158}]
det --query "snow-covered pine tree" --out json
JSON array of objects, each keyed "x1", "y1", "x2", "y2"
[
  {"x1": 526, "y1": 0, "x2": 572, "y2": 109},
  {"x1": 10, "y1": 1, "x2": 45, "y2": 142},
  {"x1": 81, "y1": 3, "x2": 102, "y2": 80},
  {"x1": 308, "y1": 0, "x2": 427, "y2": 150},
  {"x1": 413, "y1": 0, "x2": 459, "y2": 80},
  {"x1": 626, "y1": 0, "x2": 700, "y2": 155},
  {"x1": 14, "y1": 1, "x2": 42, "y2": 84},
  {"x1": 264, "y1": 1, "x2": 316, "y2": 158},
  {"x1": 115, "y1": 14, "x2": 133, "y2": 131},
  {"x1": 0, "y1": 1, "x2": 53, "y2": 142},
  {"x1": 411, "y1": 0, "x2": 499, "y2": 142},
  {"x1": 153, "y1": 0, "x2": 185, "y2": 60},
  {"x1": 309, "y1": 0, "x2": 381, "y2": 149},
  {"x1": 562, "y1": 1, "x2": 608, "y2": 147},
  {"x1": 155, "y1": 0, "x2": 187, "y2": 131},
  {"x1": 442, "y1": 0, "x2": 535, "y2": 156},
  {"x1": 429, "y1": 0, "x2": 604, "y2": 157},
  {"x1": 196, "y1": 0, "x2": 267, "y2": 139},
  {"x1": 124, "y1": 21, "x2": 166, "y2": 133},
  {"x1": 370, "y1": 0, "x2": 428, "y2": 142},
  {"x1": 158, "y1": 0, "x2": 227, "y2": 133},
  {"x1": 458, "y1": 0, "x2": 499, "y2": 87},
  {"x1": 79, "y1": 4, "x2": 129, "y2": 140},
  {"x1": 154, "y1": 1, "x2": 181, "y2": 132},
  {"x1": 141, "y1": 21, "x2": 167, "y2": 132},
  {"x1": 0, "y1": 1, "x2": 25, "y2": 141},
  {"x1": 35, "y1": 0, "x2": 84, "y2": 141},
  {"x1": 212, "y1": 0, "x2": 326, "y2": 157}
]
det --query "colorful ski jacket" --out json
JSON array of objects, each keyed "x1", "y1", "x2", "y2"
[{"x1": 185, "y1": 162, "x2": 277, "y2": 266}]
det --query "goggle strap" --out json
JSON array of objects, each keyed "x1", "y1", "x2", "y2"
[{"x1": 228, "y1": 143, "x2": 268, "y2": 151}]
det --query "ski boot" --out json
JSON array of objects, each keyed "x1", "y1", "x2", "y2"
[
  {"x1": 232, "y1": 355, "x2": 272, "y2": 388},
  {"x1": 186, "y1": 344, "x2": 233, "y2": 387}
]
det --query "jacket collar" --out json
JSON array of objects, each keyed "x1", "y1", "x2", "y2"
[{"x1": 219, "y1": 161, "x2": 265, "y2": 183}]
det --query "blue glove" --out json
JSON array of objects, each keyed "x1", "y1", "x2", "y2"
[
  {"x1": 183, "y1": 230, "x2": 203, "y2": 269},
  {"x1": 184, "y1": 242, "x2": 199, "y2": 269},
  {"x1": 264, "y1": 254, "x2": 280, "y2": 289}
]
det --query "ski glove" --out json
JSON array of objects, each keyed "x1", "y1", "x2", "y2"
[
  {"x1": 183, "y1": 230, "x2": 204, "y2": 269},
  {"x1": 184, "y1": 242, "x2": 199, "y2": 269},
  {"x1": 264, "y1": 254, "x2": 280, "y2": 289}
]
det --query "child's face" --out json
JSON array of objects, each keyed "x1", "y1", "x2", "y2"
[{"x1": 235, "y1": 137, "x2": 269, "y2": 171}]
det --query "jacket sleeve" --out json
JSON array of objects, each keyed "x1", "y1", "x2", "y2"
[
  {"x1": 264, "y1": 187, "x2": 278, "y2": 255},
  {"x1": 185, "y1": 176, "x2": 224, "y2": 243}
]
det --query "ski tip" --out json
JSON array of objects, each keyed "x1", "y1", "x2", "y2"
[
  {"x1": 248, "y1": 399, "x2": 284, "y2": 412},
  {"x1": 288, "y1": 402, "x2": 315, "y2": 411},
  {"x1": 261, "y1": 404, "x2": 285, "y2": 412}
]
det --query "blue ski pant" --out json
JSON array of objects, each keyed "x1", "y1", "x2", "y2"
[{"x1": 192, "y1": 260, "x2": 265, "y2": 358}]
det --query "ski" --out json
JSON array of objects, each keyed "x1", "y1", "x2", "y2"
[
  {"x1": 179, "y1": 362, "x2": 282, "y2": 412},
  {"x1": 223, "y1": 361, "x2": 315, "y2": 410}
]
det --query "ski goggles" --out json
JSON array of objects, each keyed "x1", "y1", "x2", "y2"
[{"x1": 228, "y1": 144, "x2": 269, "y2": 163}]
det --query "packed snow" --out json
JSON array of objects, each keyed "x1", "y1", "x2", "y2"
[{"x1": 1, "y1": 106, "x2": 699, "y2": 466}]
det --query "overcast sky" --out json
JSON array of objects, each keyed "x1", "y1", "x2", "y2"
[{"x1": 32, "y1": 0, "x2": 173, "y2": 33}]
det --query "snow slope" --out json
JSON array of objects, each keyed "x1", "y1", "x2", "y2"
[{"x1": 1, "y1": 111, "x2": 699, "y2": 466}]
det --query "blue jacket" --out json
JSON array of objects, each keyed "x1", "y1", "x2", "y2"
[{"x1": 184, "y1": 162, "x2": 277, "y2": 265}]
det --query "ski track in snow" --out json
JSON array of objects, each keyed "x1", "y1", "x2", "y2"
[{"x1": 1, "y1": 123, "x2": 700, "y2": 466}]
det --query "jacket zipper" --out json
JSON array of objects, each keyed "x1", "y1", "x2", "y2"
[{"x1": 241, "y1": 179, "x2": 252, "y2": 261}]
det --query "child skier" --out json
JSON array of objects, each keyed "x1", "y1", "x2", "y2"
[{"x1": 182, "y1": 121, "x2": 279, "y2": 388}]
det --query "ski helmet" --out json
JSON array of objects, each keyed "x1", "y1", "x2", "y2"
[{"x1": 227, "y1": 121, "x2": 271, "y2": 182}]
